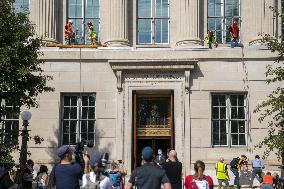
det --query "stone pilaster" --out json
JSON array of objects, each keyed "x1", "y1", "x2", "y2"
[
  {"x1": 103, "y1": 0, "x2": 129, "y2": 47},
  {"x1": 30, "y1": 0, "x2": 58, "y2": 41},
  {"x1": 176, "y1": 0, "x2": 202, "y2": 46}
]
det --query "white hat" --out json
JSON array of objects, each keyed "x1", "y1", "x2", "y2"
[{"x1": 68, "y1": 19, "x2": 73, "y2": 24}]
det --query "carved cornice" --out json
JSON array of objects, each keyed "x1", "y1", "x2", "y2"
[{"x1": 109, "y1": 59, "x2": 197, "y2": 91}]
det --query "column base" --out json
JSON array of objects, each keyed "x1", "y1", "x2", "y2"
[
  {"x1": 104, "y1": 39, "x2": 130, "y2": 47},
  {"x1": 175, "y1": 39, "x2": 203, "y2": 47}
]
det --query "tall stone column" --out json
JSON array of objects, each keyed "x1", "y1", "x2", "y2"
[
  {"x1": 103, "y1": 0, "x2": 129, "y2": 47},
  {"x1": 30, "y1": 0, "x2": 58, "y2": 42},
  {"x1": 176, "y1": 0, "x2": 202, "y2": 46}
]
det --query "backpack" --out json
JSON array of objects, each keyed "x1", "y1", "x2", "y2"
[
  {"x1": 230, "y1": 158, "x2": 239, "y2": 168},
  {"x1": 83, "y1": 173, "x2": 106, "y2": 189},
  {"x1": 108, "y1": 170, "x2": 125, "y2": 189}
]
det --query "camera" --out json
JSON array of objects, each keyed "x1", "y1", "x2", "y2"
[{"x1": 74, "y1": 139, "x2": 93, "y2": 168}]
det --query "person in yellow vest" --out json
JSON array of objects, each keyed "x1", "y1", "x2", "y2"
[
  {"x1": 216, "y1": 157, "x2": 230, "y2": 189},
  {"x1": 87, "y1": 22, "x2": 97, "y2": 45}
]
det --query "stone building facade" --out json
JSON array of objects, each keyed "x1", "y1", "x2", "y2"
[{"x1": 7, "y1": 0, "x2": 283, "y2": 179}]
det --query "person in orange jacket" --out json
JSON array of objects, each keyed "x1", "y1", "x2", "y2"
[
  {"x1": 65, "y1": 20, "x2": 73, "y2": 45},
  {"x1": 229, "y1": 20, "x2": 240, "y2": 48}
]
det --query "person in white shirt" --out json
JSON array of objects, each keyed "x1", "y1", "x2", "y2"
[{"x1": 82, "y1": 155, "x2": 112, "y2": 189}]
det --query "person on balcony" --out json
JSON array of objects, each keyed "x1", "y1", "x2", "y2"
[
  {"x1": 65, "y1": 20, "x2": 73, "y2": 45},
  {"x1": 87, "y1": 22, "x2": 97, "y2": 45},
  {"x1": 205, "y1": 30, "x2": 218, "y2": 49},
  {"x1": 229, "y1": 20, "x2": 240, "y2": 48}
]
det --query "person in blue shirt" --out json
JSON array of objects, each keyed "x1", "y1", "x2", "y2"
[
  {"x1": 250, "y1": 155, "x2": 264, "y2": 187},
  {"x1": 53, "y1": 145, "x2": 86, "y2": 189}
]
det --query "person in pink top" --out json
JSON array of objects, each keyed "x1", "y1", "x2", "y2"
[{"x1": 184, "y1": 160, "x2": 214, "y2": 189}]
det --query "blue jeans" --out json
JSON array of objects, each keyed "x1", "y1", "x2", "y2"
[
  {"x1": 208, "y1": 42, "x2": 212, "y2": 49},
  {"x1": 231, "y1": 39, "x2": 238, "y2": 48},
  {"x1": 231, "y1": 168, "x2": 240, "y2": 189}
]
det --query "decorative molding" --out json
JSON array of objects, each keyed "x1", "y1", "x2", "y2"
[
  {"x1": 109, "y1": 59, "x2": 197, "y2": 91},
  {"x1": 137, "y1": 128, "x2": 171, "y2": 137}
]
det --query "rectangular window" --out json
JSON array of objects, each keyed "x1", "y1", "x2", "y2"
[
  {"x1": 61, "y1": 94, "x2": 96, "y2": 145},
  {"x1": 13, "y1": 0, "x2": 29, "y2": 13},
  {"x1": 208, "y1": 0, "x2": 240, "y2": 44},
  {"x1": 137, "y1": 0, "x2": 169, "y2": 44},
  {"x1": 67, "y1": 0, "x2": 100, "y2": 44},
  {"x1": 211, "y1": 94, "x2": 247, "y2": 147},
  {"x1": 0, "y1": 100, "x2": 20, "y2": 146}
]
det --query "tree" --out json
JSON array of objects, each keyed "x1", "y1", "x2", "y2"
[
  {"x1": 0, "y1": 0, "x2": 54, "y2": 166},
  {"x1": 253, "y1": 31, "x2": 284, "y2": 177}
]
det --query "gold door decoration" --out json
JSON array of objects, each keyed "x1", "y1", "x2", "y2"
[{"x1": 136, "y1": 97, "x2": 171, "y2": 137}]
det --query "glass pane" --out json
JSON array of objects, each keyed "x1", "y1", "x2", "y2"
[
  {"x1": 155, "y1": 19, "x2": 168, "y2": 43},
  {"x1": 70, "y1": 133, "x2": 76, "y2": 144},
  {"x1": 82, "y1": 107, "x2": 88, "y2": 119},
  {"x1": 231, "y1": 107, "x2": 237, "y2": 119},
  {"x1": 70, "y1": 107, "x2": 77, "y2": 119},
  {"x1": 63, "y1": 134, "x2": 69, "y2": 145},
  {"x1": 239, "y1": 134, "x2": 246, "y2": 145},
  {"x1": 220, "y1": 107, "x2": 226, "y2": 119},
  {"x1": 213, "y1": 133, "x2": 220, "y2": 145},
  {"x1": 89, "y1": 96, "x2": 96, "y2": 106},
  {"x1": 82, "y1": 96, "x2": 88, "y2": 106},
  {"x1": 138, "y1": 19, "x2": 152, "y2": 44},
  {"x1": 212, "y1": 107, "x2": 219, "y2": 119},
  {"x1": 156, "y1": 0, "x2": 168, "y2": 17},
  {"x1": 220, "y1": 120, "x2": 226, "y2": 133},
  {"x1": 220, "y1": 133, "x2": 227, "y2": 145},
  {"x1": 63, "y1": 121, "x2": 70, "y2": 133},
  {"x1": 230, "y1": 95, "x2": 238, "y2": 106},
  {"x1": 81, "y1": 121, "x2": 87, "y2": 133},
  {"x1": 68, "y1": 0, "x2": 83, "y2": 18},
  {"x1": 138, "y1": 0, "x2": 152, "y2": 18},
  {"x1": 88, "y1": 133, "x2": 94, "y2": 141},
  {"x1": 14, "y1": 0, "x2": 29, "y2": 13},
  {"x1": 238, "y1": 107, "x2": 245, "y2": 119},
  {"x1": 208, "y1": 0, "x2": 222, "y2": 17},
  {"x1": 239, "y1": 121, "x2": 246, "y2": 133},
  {"x1": 88, "y1": 107, "x2": 95, "y2": 119},
  {"x1": 212, "y1": 120, "x2": 219, "y2": 133},
  {"x1": 225, "y1": 0, "x2": 240, "y2": 17},
  {"x1": 231, "y1": 134, "x2": 238, "y2": 145},
  {"x1": 70, "y1": 121, "x2": 77, "y2": 134},
  {"x1": 238, "y1": 95, "x2": 244, "y2": 106},
  {"x1": 63, "y1": 107, "x2": 70, "y2": 119},
  {"x1": 64, "y1": 96, "x2": 70, "y2": 106},
  {"x1": 81, "y1": 133, "x2": 87, "y2": 141},
  {"x1": 71, "y1": 96, "x2": 77, "y2": 106},
  {"x1": 73, "y1": 19, "x2": 84, "y2": 44},
  {"x1": 88, "y1": 121, "x2": 95, "y2": 132},
  {"x1": 231, "y1": 120, "x2": 238, "y2": 133},
  {"x1": 86, "y1": 0, "x2": 99, "y2": 18}
]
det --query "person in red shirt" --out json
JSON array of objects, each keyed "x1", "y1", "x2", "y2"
[
  {"x1": 229, "y1": 20, "x2": 240, "y2": 48},
  {"x1": 184, "y1": 160, "x2": 214, "y2": 189},
  {"x1": 65, "y1": 20, "x2": 73, "y2": 45}
]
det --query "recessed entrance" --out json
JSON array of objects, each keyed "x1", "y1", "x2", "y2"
[{"x1": 132, "y1": 91, "x2": 174, "y2": 168}]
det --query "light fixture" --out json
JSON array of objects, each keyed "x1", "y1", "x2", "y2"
[{"x1": 20, "y1": 111, "x2": 32, "y2": 121}]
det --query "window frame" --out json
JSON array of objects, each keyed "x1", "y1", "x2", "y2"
[
  {"x1": 207, "y1": 0, "x2": 241, "y2": 44},
  {"x1": 211, "y1": 93, "x2": 248, "y2": 147},
  {"x1": 60, "y1": 93, "x2": 96, "y2": 146},
  {"x1": 0, "y1": 100, "x2": 20, "y2": 146},
  {"x1": 136, "y1": 0, "x2": 170, "y2": 45},
  {"x1": 67, "y1": 0, "x2": 100, "y2": 45}
]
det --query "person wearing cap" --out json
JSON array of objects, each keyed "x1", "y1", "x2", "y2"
[
  {"x1": 82, "y1": 155, "x2": 112, "y2": 189},
  {"x1": 87, "y1": 22, "x2": 97, "y2": 45},
  {"x1": 126, "y1": 146, "x2": 172, "y2": 189},
  {"x1": 48, "y1": 145, "x2": 87, "y2": 189},
  {"x1": 229, "y1": 20, "x2": 240, "y2": 48},
  {"x1": 250, "y1": 155, "x2": 264, "y2": 187},
  {"x1": 162, "y1": 150, "x2": 182, "y2": 189},
  {"x1": 65, "y1": 20, "x2": 73, "y2": 45},
  {"x1": 215, "y1": 157, "x2": 229, "y2": 189},
  {"x1": 205, "y1": 30, "x2": 218, "y2": 49}
]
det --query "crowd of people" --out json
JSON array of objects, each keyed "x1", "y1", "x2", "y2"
[{"x1": 0, "y1": 145, "x2": 283, "y2": 189}]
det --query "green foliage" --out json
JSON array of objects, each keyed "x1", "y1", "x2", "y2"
[
  {"x1": 253, "y1": 32, "x2": 284, "y2": 164},
  {"x1": 0, "y1": 0, "x2": 54, "y2": 165}
]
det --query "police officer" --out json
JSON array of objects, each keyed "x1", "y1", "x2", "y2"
[{"x1": 216, "y1": 157, "x2": 229, "y2": 189}]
